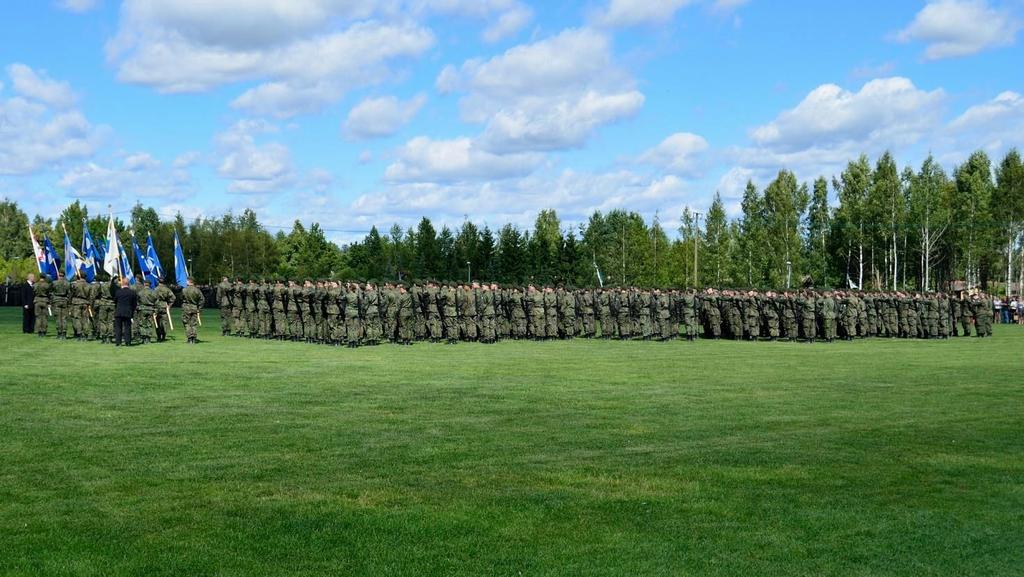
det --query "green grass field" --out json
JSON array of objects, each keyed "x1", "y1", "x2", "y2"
[{"x1": 1, "y1": 307, "x2": 1022, "y2": 576}]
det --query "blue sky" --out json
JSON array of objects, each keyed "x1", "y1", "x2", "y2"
[{"x1": 2, "y1": 0, "x2": 1022, "y2": 241}]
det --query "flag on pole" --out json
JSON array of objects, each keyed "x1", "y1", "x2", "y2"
[
  {"x1": 146, "y1": 233, "x2": 164, "y2": 281},
  {"x1": 118, "y1": 236, "x2": 136, "y2": 285},
  {"x1": 103, "y1": 214, "x2": 121, "y2": 278},
  {"x1": 64, "y1": 229, "x2": 85, "y2": 279},
  {"x1": 42, "y1": 236, "x2": 61, "y2": 280},
  {"x1": 174, "y1": 230, "x2": 189, "y2": 287},
  {"x1": 29, "y1": 223, "x2": 45, "y2": 275},
  {"x1": 94, "y1": 236, "x2": 106, "y2": 268},
  {"x1": 131, "y1": 233, "x2": 158, "y2": 287},
  {"x1": 81, "y1": 225, "x2": 98, "y2": 281}
]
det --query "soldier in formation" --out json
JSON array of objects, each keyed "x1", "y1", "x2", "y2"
[{"x1": 208, "y1": 280, "x2": 996, "y2": 347}]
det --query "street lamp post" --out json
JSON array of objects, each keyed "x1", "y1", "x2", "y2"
[
  {"x1": 466, "y1": 261, "x2": 471, "y2": 283},
  {"x1": 786, "y1": 260, "x2": 792, "y2": 289}
]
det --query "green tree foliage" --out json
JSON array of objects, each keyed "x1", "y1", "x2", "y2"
[
  {"x1": 5, "y1": 149, "x2": 1020, "y2": 288},
  {"x1": 0, "y1": 198, "x2": 31, "y2": 260}
]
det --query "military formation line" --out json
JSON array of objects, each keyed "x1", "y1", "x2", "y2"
[
  {"x1": 26, "y1": 272, "x2": 203, "y2": 344},
  {"x1": 210, "y1": 279, "x2": 995, "y2": 346}
]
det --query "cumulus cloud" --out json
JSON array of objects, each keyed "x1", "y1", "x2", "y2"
[
  {"x1": 108, "y1": 2, "x2": 435, "y2": 118},
  {"x1": 215, "y1": 119, "x2": 294, "y2": 193},
  {"x1": 442, "y1": 28, "x2": 644, "y2": 152},
  {"x1": 896, "y1": 0, "x2": 1021, "y2": 60},
  {"x1": 947, "y1": 91, "x2": 1024, "y2": 151},
  {"x1": 0, "y1": 64, "x2": 106, "y2": 175},
  {"x1": 57, "y1": 155, "x2": 194, "y2": 201},
  {"x1": 597, "y1": 0, "x2": 693, "y2": 27},
  {"x1": 750, "y1": 77, "x2": 945, "y2": 153},
  {"x1": 384, "y1": 136, "x2": 542, "y2": 182},
  {"x1": 344, "y1": 94, "x2": 426, "y2": 139},
  {"x1": 728, "y1": 77, "x2": 946, "y2": 184},
  {"x1": 7, "y1": 63, "x2": 77, "y2": 109},
  {"x1": 417, "y1": 0, "x2": 534, "y2": 42},
  {"x1": 637, "y1": 132, "x2": 709, "y2": 175}
]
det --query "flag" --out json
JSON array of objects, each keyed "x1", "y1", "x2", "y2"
[
  {"x1": 81, "y1": 226, "x2": 98, "y2": 282},
  {"x1": 42, "y1": 236, "x2": 61, "y2": 280},
  {"x1": 94, "y1": 236, "x2": 106, "y2": 267},
  {"x1": 146, "y1": 233, "x2": 164, "y2": 281},
  {"x1": 103, "y1": 214, "x2": 121, "y2": 277},
  {"x1": 174, "y1": 230, "x2": 189, "y2": 287},
  {"x1": 118, "y1": 237, "x2": 136, "y2": 285},
  {"x1": 29, "y1": 224, "x2": 45, "y2": 275},
  {"x1": 132, "y1": 233, "x2": 158, "y2": 287},
  {"x1": 64, "y1": 230, "x2": 85, "y2": 279}
]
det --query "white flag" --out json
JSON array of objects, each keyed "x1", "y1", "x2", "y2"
[{"x1": 103, "y1": 214, "x2": 121, "y2": 277}]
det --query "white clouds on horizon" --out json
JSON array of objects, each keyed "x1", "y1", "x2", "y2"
[{"x1": 896, "y1": 0, "x2": 1021, "y2": 60}]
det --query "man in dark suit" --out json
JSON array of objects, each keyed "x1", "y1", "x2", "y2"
[
  {"x1": 114, "y1": 277, "x2": 138, "y2": 346},
  {"x1": 21, "y1": 274, "x2": 36, "y2": 334}
]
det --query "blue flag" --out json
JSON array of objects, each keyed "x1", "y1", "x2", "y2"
[
  {"x1": 146, "y1": 233, "x2": 164, "y2": 282},
  {"x1": 174, "y1": 230, "x2": 189, "y2": 287},
  {"x1": 95, "y1": 236, "x2": 107, "y2": 271},
  {"x1": 81, "y1": 227, "x2": 98, "y2": 282},
  {"x1": 132, "y1": 235, "x2": 159, "y2": 287},
  {"x1": 81, "y1": 226, "x2": 97, "y2": 280},
  {"x1": 118, "y1": 237, "x2": 136, "y2": 285},
  {"x1": 64, "y1": 231, "x2": 85, "y2": 280},
  {"x1": 42, "y1": 236, "x2": 61, "y2": 280}
]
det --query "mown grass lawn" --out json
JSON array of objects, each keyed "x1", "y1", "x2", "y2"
[{"x1": 1, "y1": 307, "x2": 1022, "y2": 576}]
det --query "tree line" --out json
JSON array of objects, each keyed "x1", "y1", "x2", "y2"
[{"x1": 2, "y1": 148, "x2": 1022, "y2": 293}]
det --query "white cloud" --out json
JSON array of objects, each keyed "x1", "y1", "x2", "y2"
[
  {"x1": 57, "y1": 0, "x2": 99, "y2": 13},
  {"x1": 342, "y1": 166, "x2": 703, "y2": 235},
  {"x1": 344, "y1": 94, "x2": 426, "y2": 139},
  {"x1": 57, "y1": 156, "x2": 194, "y2": 201},
  {"x1": 482, "y1": 3, "x2": 533, "y2": 43},
  {"x1": 172, "y1": 150, "x2": 201, "y2": 168},
  {"x1": 123, "y1": 152, "x2": 161, "y2": 171},
  {"x1": 750, "y1": 77, "x2": 945, "y2": 153},
  {"x1": 215, "y1": 119, "x2": 294, "y2": 193},
  {"x1": 638, "y1": 132, "x2": 710, "y2": 175},
  {"x1": 7, "y1": 63, "x2": 77, "y2": 109},
  {"x1": 896, "y1": 0, "x2": 1021, "y2": 60},
  {"x1": 597, "y1": 0, "x2": 692, "y2": 27},
  {"x1": 384, "y1": 136, "x2": 543, "y2": 182},
  {"x1": 108, "y1": 2, "x2": 435, "y2": 118},
  {"x1": 0, "y1": 65, "x2": 106, "y2": 175},
  {"x1": 443, "y1": 28, "x2": 644, "y2": 152},
  {"x1": 415, "y1": 0, "x2": 533, "y2": 42},
  {"x1": 949, "y1": 90, "x2": 1024, "y2": 131},
  {"x1": 947, "y1": 91, "x2": 1024, "y2": 151},
  {"x1": 726, "y1": 77, "x2": 946, "y2": 185}
]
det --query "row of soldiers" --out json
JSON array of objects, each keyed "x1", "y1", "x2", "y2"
[
  {"x1": 215, "y1": 278, "x2": 996, "y2": 346},
  {"x1": 28, "y1": 270, "x2": 178, "y2": 344}
]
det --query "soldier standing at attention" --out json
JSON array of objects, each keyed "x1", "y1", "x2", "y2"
[
  {"x1": 216, "y1": 277, "x2": 232, "y2": 336},
  {"x1": 181, "y1": 277, "x2": 204, "y2": 344},
  {"x1": 50, "y1": 271, "x2": 70, "y2": 339},
  {"x1": 396, "y1": 284, "x2": 415, "y2": 345},
  {"x1": 33, "y1": 274, "x2": 51, "y2": 337},
  {"x1": 70, "y1": 274, "x2": 90, "y2": 340},
  {"x1": 799, "y1": 290, "x2": 816, "y2": 343},
  {"x1": 820, "y1": 291, "x2": 837, "y2": 343},
  {"x1": 97, "y1": 277, "x2": 116, "y2": 343},
  {"x1": 154, "y1": 279, "x2": 175, "y2": 342},
  {"x1": 137, "y1": 281, "x2": 158, "y2": 344}
]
